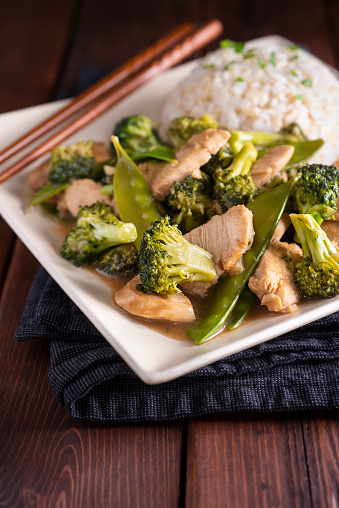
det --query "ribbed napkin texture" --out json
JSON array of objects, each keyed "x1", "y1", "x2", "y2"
[{"x1": 15, "y1": 267, "x2": 339, "y2": 421}]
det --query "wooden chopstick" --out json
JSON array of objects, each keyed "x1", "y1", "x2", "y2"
[
  {"x1": 0, "y1": 19, "x2": 223, "y2": 185},
  {"x1": 0, "y1": 22, "x2": 194, "y2": 166}
]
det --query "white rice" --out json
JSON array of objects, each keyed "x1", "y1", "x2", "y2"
[{"x1": 160, "y1": 38, "x2": 339, "y2": 164}]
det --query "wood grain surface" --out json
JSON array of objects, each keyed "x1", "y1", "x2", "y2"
[{"x1": 0, "y1": 0, "x2": 338, "y2": 507}]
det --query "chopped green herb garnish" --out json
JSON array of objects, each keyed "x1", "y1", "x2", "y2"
[
  {"x1": 293, "y1": 95, "x2": 305, "y2": 100},
  {"x1": 257, "y1": 57, "x2": 267, "y2": 69},
  {"x1": 289, "y1": 55, "x2": 299, "y2": 61},
  {"x1": 269, "y1": 52, "x2": 276, "y2": 66},
  {"x1": 203, "y1": 63, "x2": 215, "y2": 69},
  {"x1": 243, "y1": 48, "x2": 257, "y2": 59},
  {"x1": 287, "y1": 44, "x2": 300, "y2": 51},
  {"x1": 236, "y1": 76, "x2": 244, "y2": 82},
  {"x1": 302, "y1": 78, "x2": 312, "y2": 87},
  {"x1": 224, "y1": 60, "x2": 236, "y2": 70},
  {"x1": 290, "y1": 69, "x2": 298, "y2": 77},
  {"x1": 220, "y1": 39, "x2": 245, "y2": 53}
]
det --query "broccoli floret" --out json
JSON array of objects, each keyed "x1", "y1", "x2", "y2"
[
  {"x1": 202, "y1": 145, "x2": 234, "y2": 176},
  {"x1": 138, "y1": 216, "x2": 216, "y2": 297},
  {"x1": 61, "y1": 201, "x2": 137, "y2": 267},
  {"x1": 91, "y1": 243, "x2": 139, "y2": 276},
  {"x1": 279, "y1": 122, "x2": 307, "y2": 141},
  {"x1": 169, "y1": 114, "x2": 219, "y2": 150},
  {"x1": 166, "y1": 175, "x2": 214, "y2": 232},
  {"x1": 214, "y1": 142, "x2": 258, "y2": 210},
  {"x1": 49, "y1": 140, "x2": 96, "y2": 183},
  {"x1": 293, "y1": 164, "x2": 339, "y2": 225},
  {"x1": 113, "y1": 114, "x2": 161, "y2": 157},
  {"x1": 290, "y1": 213, "x2": 339, "y2": 298},
  {"x1": 229, "y1": 129, "x2": 301, "y2": 154}
]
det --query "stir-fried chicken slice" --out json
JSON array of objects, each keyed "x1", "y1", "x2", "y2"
[
  {"x1": 270, "y1": 213, "x2": 291, "y2": 243},
  {"x1": 321, "y1": 220, "x2": 339, "y2": 246},
  {"x1": 139, "y1": 128, "x2": 230, "y2": 200},
  {"x1": 57, "y1": 178, "x2": 111, "y2": 217},
  {"x1": 251, "y1": 145, "x2": 294, "y2": 186},
  {"x1": 115, "y1": 275, "x2": 195, "y2": 322},
  {"x1": 181, "y1": 205, "x2": 254, "y2": 296},
  {"x1": 249, "y1": 240, "x2": 302, "y2": 313}
]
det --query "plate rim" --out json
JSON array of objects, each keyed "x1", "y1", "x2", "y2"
[{"x1": 1, "y1": 34, "x2": 339, "y2": 385}]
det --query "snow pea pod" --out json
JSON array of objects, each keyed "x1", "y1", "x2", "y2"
[
  {"x1": 187, "y1": 178, "x2": 296, "y2": 344},
  {"x1": 112, "y1": 136, "x2": 161, "y2": 249},
  {"x1": 132, "y1": 146, "x2": 175, "y2": 163},
  {"x1": 29, "y1": 181, "x2": 70, "y2": 207},
  {"x1": 227, "y1": 286, "x2": 254, "y2": 330},
  {"x1": 256, "y1": 139, "x2": 324, "y2": 170},
  {"x1": 284, "y1": 139, "x2": 324, "y2": 170}
]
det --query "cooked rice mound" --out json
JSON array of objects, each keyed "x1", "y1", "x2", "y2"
[{"x1": 160, "y1": 38, "x2": 339, "y2": 164}]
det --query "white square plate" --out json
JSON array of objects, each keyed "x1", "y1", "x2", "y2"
[{"x1": 1, "y1": 36, "x2": 339, "y2": 384}]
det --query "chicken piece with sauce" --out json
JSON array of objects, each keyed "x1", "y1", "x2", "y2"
[
  {"x1": 321, "y1": 220, "x2": 339, "y2": 246},
  {"x1": 139, "y1": 128, "x2": 230, "y2": 201},
  {"x1": 250, "y1": 145, "x2": 294, "y2": 187},
  {"x1": 181, "y1": 205, "x2": 255, "y2": 297},
  {"x1": 57, "y1": 178, "x2": 112, "y2": 217},
  {"x1": 114, "y1": 275, "x2": 195, "y2": 322},
  {"x1": 248, "y1": 215, "x2": 302, "y2": 313}
]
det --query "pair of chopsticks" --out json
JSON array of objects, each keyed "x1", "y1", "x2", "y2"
[{"x1": 0, "y1": 19, "x2": 223, "y2": 184}]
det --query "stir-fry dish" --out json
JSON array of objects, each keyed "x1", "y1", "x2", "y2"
[{"x1": 28, "y1": 40, "x2": 339, "y2": 344}]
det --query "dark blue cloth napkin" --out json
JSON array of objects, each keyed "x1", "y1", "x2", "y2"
[{"x1": 15, "y1": 267, "x2": 339, "y2": 421}]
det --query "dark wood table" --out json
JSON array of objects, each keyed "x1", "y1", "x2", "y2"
[{"x1": 0, "y1": 1, "x2": 338, "y2": 506}]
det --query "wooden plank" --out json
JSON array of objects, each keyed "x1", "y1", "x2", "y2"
[
  {"x1": 55, "y1": 0, "x2": 203, "y2": 97},
  {"x1": 0, "y1": 3, "x2": 186, "y2": 506},
  {"x1": 251, "y1": 0, "x2": 336, "y2": 66},
  {"x1": 0, "y1": 0, "x2": 78, "y2": 112},
  {"x1": 206, "y1": 0, "x2": 335, "y2": 64},
  {"x1": 205, "y1": 0, "x2": 253, "y2": 43},
  {"x1": 328, "y1": 0, "x2": 339, "y2": 67},
  {"x1": 0, "y1": 1, "x2": 79, "y2": 285},
  {"x1": 302, "y1": 411, "x2": 339, "y2": 508},
  {"x1": 0, "y1": 240, "x2": 183, "y2": 508},
  {"x1": 0, "y1": 218, "x2": 16, "y2": 293},
  {"x1": 185, "y1": 413, "x2": 311, "y2": 508}
]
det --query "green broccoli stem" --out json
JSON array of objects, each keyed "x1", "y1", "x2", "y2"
[
  {"x1": 292, "y1": 210, "x2": 324, "y2": 243},
  {"x1": 290, "y1": 214, "x2": 338, "y2": 268},
  {"x1": 183, "y1": 214, "x2": 202, "y2": 233},
  {"x1": 100, "y1": 184, "x2": 114, "y2": 196},
  {"x1": 164, "y1": 234, "x2": 216, "y2": 282},
  {"x1": 225, "y1": 142, "x2": 257, "y2": 178},
  {"x1": 92, "y1": 222, "x2": 137, "y2": 249},
  {"x1": 311, "y1": 213, "x2": 325, "y2": 226},
  {"x1": 229, "y1": 130, "x2": 299, "y2": 154}
]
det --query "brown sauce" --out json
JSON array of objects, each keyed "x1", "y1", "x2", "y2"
[
  {"x1": 88, "y1": 266, "x2": 193, "y2": 342},
  {"x1": 51, "y1": 220, "x2": 295, "y2": 342},
  {"x1": 83, "y1": 263, "x2": 275, "y2": 343},
  {"x1": 51, "y1": 217, "x2": 302, "y2": 344}
]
